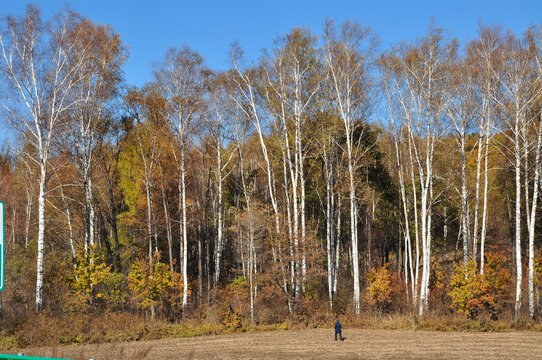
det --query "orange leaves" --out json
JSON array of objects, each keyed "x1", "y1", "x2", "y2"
[
  {"x1": 365, "y1": 264, "x2": 393, "y2": 310},
  {"x1": 449, "y1": 249, "x2": 511, "y2": 319}
]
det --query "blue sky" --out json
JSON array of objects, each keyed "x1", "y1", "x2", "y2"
[{"x1": 0, "y1": 0, "x2": 540, "y2": 145}]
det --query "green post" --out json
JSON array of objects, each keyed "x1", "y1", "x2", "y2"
[{"x1": 0, "y1": 355, "x2": 73, "y2": 360}]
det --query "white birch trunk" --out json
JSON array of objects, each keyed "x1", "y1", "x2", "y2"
[
  {"x1": 160, "y1": 169, "x2": 174, "y2": 271},
  {"x1": 324, "y1": 145, "x2": 335, "y2": 308},
  {"x1": 214, "y1": 143, "x2": 223, "y2": 288},
  {"x1": 231, "y1": 54, "x2": 291, "y2": 312},
  {"x1": 472, "y1": 135, "x2": 483, "y2": 264},
  {"x1": 348, "y1": 149, "x2": 360, "y2": 314},
  {"x1": 527, "y1": 117, "x2": 542, "y2": 318},
  {"x1": 334, "y1": 192, "x2": 341, "y2": 294},
  {"x1": 480, "y1": 115, "x2": 490, "y2": 273},
  {"x1": 460, "y1": 133, "x2": 469, "y2": 264},
  {"x1": 181, "y1": 149, "x2": 188, "y2": 307},
  {"x1": 514, "y1": 109, "x2": 522, "y2": 318},
  {"x1": 35, "y1": 163, "x2": 46, "y2": 310}
]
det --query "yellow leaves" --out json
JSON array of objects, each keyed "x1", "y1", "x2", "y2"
[
  {"x1": 365, "y1": 264, "x2": 393, "y2": 310},
  {"x1": 68, "y1": 246, "x2": 125, "y2": 312},
  {"x1": 449, "y1": 260, "x2": 480, "y2": 317},
  {"x1": 448, "y1": 249, "x2": 511, "y2": 319},
  {"x1": 127, "y1": 252, "x2": 184, "y2": 311},
  {"x1": 222, "y1": 305, "x2": 243, "y2": 329}
]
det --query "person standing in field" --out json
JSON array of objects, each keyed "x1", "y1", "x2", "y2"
[{"x1": 335, "y1": 319, "x2": 343, "y2": 341}]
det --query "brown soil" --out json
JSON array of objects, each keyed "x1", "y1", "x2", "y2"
[{"x1": 7, "y1": 328, "x2": 542, "y2": 359}]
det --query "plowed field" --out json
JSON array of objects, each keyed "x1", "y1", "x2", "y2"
[{"x1": 8, "y1": 328, "x2": 542, "y2": 359}]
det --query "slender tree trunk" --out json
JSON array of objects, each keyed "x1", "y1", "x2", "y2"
[
  {"x1": 25, "y1": 189, "x2": 32, "y2": 249},
  {"x1": 395, "y1": 136, "x2": 416, "y2": 304},
  {"x1": 239, "y1": 144, "x2": 256, "y2": 322},
  {"x1": 197, "y1": 221, "x2": 203, "y2": 305},
  {"x1": 460, "y1": 133, "x2": 469, "y2": 264},
  {"x1": 480, "y1": 118, "x2": 490, "y2": 274},
  {"x1": 60, "y1": 182, "x2": 76, "y2": 263},
  {"x1": 300, "y1": 152, "x2": 307, "y2": 294},
  {"x1": 408, "y1": 135, "x2": 420, "y2": 307},
  {"x1": 214, "y1": 144, "x2": 223, "y2": 288},
  {"x1": 181, "y1": 149, "x2": 188, "y2": 307},
  {"x1": 472, "y1": 134, "x2": 483, "y2": 264},
  {"x1": 84, "y1": 175, "x2": 96, "y2": 253},
  {"x1": 110, "y1": 186, "x2": 120, "y2": 269},
  {"x1": 11, "y1": 206, "x2": 16, "y2": 245},
  {"x1": 527, "y1": 116, "x2": 542, "y2": 319},
  {"x1": 347, "y1": 142, "x2": 360, "y2": 315},
  {"x1": 160, "y1": 173, "x2": 174, "y2": 271},
  {"x1": 514, "y1": 109, "x2": 522, "y2": 319},
  {"x1": 324, "y1": 147, "x2": 335, "y2": 308},
  {"x1": 298, "y1": 121, "x2": 307, "y2": 294},
  {"x1": 282, "y1": 150, "x2": 295, "y2": 290},
  {"x1": 144, "y1": 178, "x2": 154, "y2": 265},
  {"x1": 206, "y1": 223, "x2": 211, "y2": 305},
  {"x1": 36, "y1": 162, "x2": 46, "y2": 311},
  {"x1": 334, "y1": 191, "x2": 341, "y2": 294}
]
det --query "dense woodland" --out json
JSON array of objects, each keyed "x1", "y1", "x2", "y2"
[{"x1": 1, "y1": 5, "x2": 542, "y2": 344}]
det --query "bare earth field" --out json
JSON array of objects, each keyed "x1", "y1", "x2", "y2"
[{"x1": 7, "y1": 328, "x2": 542, "y2": 359}]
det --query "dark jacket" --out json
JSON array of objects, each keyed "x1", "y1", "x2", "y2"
[{"x1": 335, "y1": 321, "x2": 342, "y2": 332}]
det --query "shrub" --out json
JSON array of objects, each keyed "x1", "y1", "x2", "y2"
[
  {"x1": 68, "y1": 246, "x2": 125, "y2": 312},
  {"x1": 127, "y1": 252, "x2": 184, "y2": 318},
  {"x1": 429, "y1": 261, "x2": 451, "y2": 312},
  {"x1": 365, "y1": 264, "x2": 393, "y2": 311},
  {"x1": 448, "y1": 249, "x2": 511, "y2": 319},
  {"x1": 482, "y1": 249, "x2": 511, "y2": 316},
  {"x1": 223, "y1": 305, "x2": 243, "y2": 329},
  {"x1": 448, "y1": 260, "x2": 480, "y2": 318}
]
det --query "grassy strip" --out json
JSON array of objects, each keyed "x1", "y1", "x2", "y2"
[{"x1": 2, "y1": 312, "x2": 542, "y2": 350}]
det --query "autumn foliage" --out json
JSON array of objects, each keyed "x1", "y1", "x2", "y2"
[
  {"x1": 1, "y1": 3, "x2": 542, "y2": 351},
  {"x1": 127, "y1": 252, "x2": 184, "y2": 318},
  {"x1": 68, "y1": 246, "x2": 126, "y2": 312},
  {"x1": 449, "y1": 250, "x2": 511, "y2": 319},
  {"x1": 365, "y1": 264, "x2": 394, "y2": 311}
]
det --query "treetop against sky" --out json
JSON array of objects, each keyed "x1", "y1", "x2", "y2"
[
  {"x1": 1, "y1": 0, "x2": 540, "y2": 87},
  {"x1": 0, "y1": 0, "x2": 539, "y2": 144}
]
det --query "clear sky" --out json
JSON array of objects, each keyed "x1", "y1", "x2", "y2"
[{"x1": 0, "y1": 0, "x2": 541, "y2": 145}]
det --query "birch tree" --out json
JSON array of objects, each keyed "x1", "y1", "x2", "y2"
[
  {"x1": 323, "y1": 19, "x2": 377, "y2": 314},
  {"x1": 443, "y1": 55, "x2": 477, "y2": 265},
  {"x1": 263, "y1": 28, "x2": 320, "y2": 297},
  {"x1": 66, "y1": 19, "x2": 126, "y2": 255},
  {"x1": 527, "y1": 25, "x2": 542, "y2": 319},
  {"x1": 125, "y1": 86, "x2": 166, "y2": 266},
  {"x1": 0, "y1": 6, "x2": 88, "y2": 310},
  {"x1": 315, "y1": 110, "x2": 342, "y2": 308},
  {"x1": 466, "y1": 26, "x2": 502, "y2": 273},
  {"x1": 207, "y1": 73, "x2": 237, "y2": 289},
  {"x1": 154, "y1": 46, "x2": 208, "y2": 308},
  {"x1": 232, "y1": 103, "x2": 262, "y2": 321},
  {"x1": 230, "y1": 44, "x2": 292, "y2": 312},
  {"x1": 481, "y1": 26, "x2": 542, "y2": 318},
  {"x1": 381, "y1": 25, "x2": 455, "y2": 314}
]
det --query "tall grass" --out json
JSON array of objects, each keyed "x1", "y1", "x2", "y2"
[{"x1": 2, "y1": 309, "x2": 542, "y2": 351}]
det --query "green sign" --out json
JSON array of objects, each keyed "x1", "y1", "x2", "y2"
[
  {"x1": 0, "y1": 355, "x2": 73, "y2": 360},
  {"x1": 0, "y1": 201, "x2": 4, "y2": 291}
]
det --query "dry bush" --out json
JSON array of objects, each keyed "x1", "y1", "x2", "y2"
[
  {"x1": 9, "y1": 312, "x2": 162, "y2": 348},
  {"x1": 429, "y1": 261, "x2": 453, "y2": 314}
]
